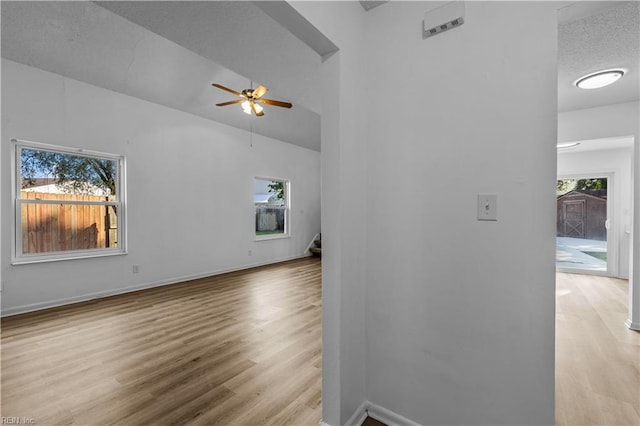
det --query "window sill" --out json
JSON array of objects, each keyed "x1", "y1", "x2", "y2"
[
  {"x1": 12, "y1": 250, "x2": 127, "y2": 265},
  {"x1": 255, "y1": 234, "x2": 290, "y2": 242}
]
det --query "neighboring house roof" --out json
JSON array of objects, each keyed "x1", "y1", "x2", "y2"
[
  {"x1": 21, "y1": 179, "x2": 109, "y2": 196},
  {"x1": 254, "y1": 193, "x2": 271, "y2": 204},
  {"x1": 254, "y1": 193, "x2": 284, "y2": 205},
  {"x1": 21, "y1": 177, "x2": 56, "y2": 189},
  {"x1": 557, "y1": 189, "x2": 607, "y2": 201}
]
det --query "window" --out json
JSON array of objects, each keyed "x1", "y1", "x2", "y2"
[
  {"x1": 12, "y1": 139, "x2": 126, "y2": 263},
  {"x1": 254, "y1": 177, "x2": 289, "y2": 239},
  {"x1": 556, "y1": 176, "x2": 609, "y2": 274}
]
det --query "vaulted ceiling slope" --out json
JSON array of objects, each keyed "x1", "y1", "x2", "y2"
[
  {"x1": 3, "y1": 1, "x2": 637, "y2": 149},
  {"x1": 1, "y1": 1, "x2": 322, "y2": 151},
  {"x1": 558, "y1": 1, "x2": 640, "y2": 112}
]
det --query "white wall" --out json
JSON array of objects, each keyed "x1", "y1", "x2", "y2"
[
  {"x1": 291, "y1": 2, "x2": 369, "y2": 425},
  {"x1": 1, "y1": 59, "x2": 321, "y2": 315},
  {"x1": 558, "y1": 101, "x2": 639, "y2": 143},
  {"x1": 558, "y1": 147, "x2": 632, "y2": 278},
  {"x1": 558, "y1": 101, "x2": 639, "y2": 329},
  {"x1": 296, "y1": 1, "x2": 558, "y2": 425}
]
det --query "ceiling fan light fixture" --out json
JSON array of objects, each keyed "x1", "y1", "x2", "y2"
[
  {"x1": 241, "y1": 100, "x2": 252, "y2": 115},
  {"x1": 213, "y1": 83, "x2": 292, "y2": 116},
  {"x1": 575, "y1": 69, "x2": 625, "y2": 89}
]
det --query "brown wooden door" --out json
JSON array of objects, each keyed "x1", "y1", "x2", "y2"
[{"x1": 563, "y1": 200, "x2": 586, "y2": 238}]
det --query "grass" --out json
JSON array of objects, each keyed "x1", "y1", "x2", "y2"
[{"x1": 582, "y1": 251, "x2": 607, "y2": 261}]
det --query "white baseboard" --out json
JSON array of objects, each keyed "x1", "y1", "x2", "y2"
[
  {"x1": 343, "y1": 400, "x2": 421, "y2": 426},
  {"x1": 1, "y1": 254, "x2": 311, "y2": 317},
  {"x1": 625, "y1": 318, "x2": 640, "y2": 330},
  {"x1": 344, "y1": 401, "x2": 369, "y2": 426}
]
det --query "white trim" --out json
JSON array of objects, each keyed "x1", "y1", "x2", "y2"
[
  {"x1": 344, "y1": 400, "x2": 421, "y2": 426},
  {"x1": 0, "y1": 253, "x2": 312, "y2": 317},
  {"x1": 11, "y1": 138, "x2": 127, "y2": 264},
  {"x1": 625, "y1": 319, "x2": 640, "y2": 330},
  {"x1": 18, "y1": 199, "x2": 120, "y2": 207},
  {"x1": 364, "y1": 402, "x2": 422, "y2": 426},
  {"x1": 345, "y1": 401, "x2": 369, "y2": 426},
  {"x1": 11, "y1": 249, "x2": 127, "y2": 266},
  {"x1": 254, "y1": 176, "x2": 291, "y2": 239},
  {"x1": 11, "y1": 138, "x2": 123, "y2": 160},
  {"x1": 255, "y1": 233, "x2": 291, "y2": 242},
  {"x1": 556, "y1": 172, "x2": 616, "y2": 277}
]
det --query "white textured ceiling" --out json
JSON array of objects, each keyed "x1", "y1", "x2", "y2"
[
  {"x1": 558, "y1": 1, "x2": 640, "y2": 112},
  {"x1": 2, "y1": 1, "x2": 638, "y2": 150},
  {"x1": 96, "y1": 1, "x2": 322, "y2": 115},
  {"x1": 1, "y1": 1, "x2": 322, "y2": 151}
]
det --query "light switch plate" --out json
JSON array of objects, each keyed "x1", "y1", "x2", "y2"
[{"x1": 478, "y1": 194, "x2": 497, "y2": 221}]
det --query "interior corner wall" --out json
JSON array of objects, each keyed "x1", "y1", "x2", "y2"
[
  {"x1": 361, "y1": 2, "x2": 558, "y2": 424},
  {"x1": 1, "y1": 59, "x2": 321, "y2": 315},
  {"x1": 558, "y1": 101, "x2": 639, "y2": 328},
  {"x1": 299, "y1": 1, "x2": 558, "y2": 425},
  {"x1": 290, "y1": 2, "x2": 369, "y2": 425}
]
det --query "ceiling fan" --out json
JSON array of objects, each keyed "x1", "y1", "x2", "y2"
[{"x1": 212, "y1": 83, "x2": 292, "y2": 117}]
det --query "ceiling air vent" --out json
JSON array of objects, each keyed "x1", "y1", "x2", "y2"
[{"x1": 423, "y1": 1, "x2": 465, "y2": 39}]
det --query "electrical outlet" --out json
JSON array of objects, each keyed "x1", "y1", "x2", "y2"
[
  {"x1": 248, "y1": 250, "x2": 252, "y2": 256},
  {"x1": 132, "y1": 264, "x2": 140, "y2": 273}
]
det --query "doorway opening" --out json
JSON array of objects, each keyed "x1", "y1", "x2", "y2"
[{"x1": 556, "y1": 175, "x2": 610, "y2": 274}]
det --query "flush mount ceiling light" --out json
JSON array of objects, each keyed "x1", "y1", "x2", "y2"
[
  {"x1": 212, "y1": 83, "x2": 292, "y2": 116},
  {"x1": 557, "y1": 142, "x2": 581, "y2": 149},
  {"x1": 575, "y1": 69, "x2": 625, "y2": 89}
]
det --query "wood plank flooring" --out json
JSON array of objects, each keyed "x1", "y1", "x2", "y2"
[
  {"x1": 3, "y1": 262, "x2": 638, "y2": 426},
  {"x1": 556, "y1": 273, "x2": 640, "y2": 426},
  {"x1": 361, "y1": 416, "x2": 386, "y2": 426},
  {"x1": 1, "y1": 257, "x2": 322, "y2": 425}
]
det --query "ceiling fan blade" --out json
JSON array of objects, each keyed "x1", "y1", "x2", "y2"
[
  {"x1": 259, "y1": 98, "x2": 293, "y2": 108},
  {"x1": 251, "y1": 102, "x2": 265, "y2": 117},
  {"x1": 216, "y1": 100, "x2": 243, "y2": 107},
  {"x1": 212, "y1": 83, "x2": 241, "y2": 97},
  {"x1": 252, "y1": 85, "x2": 268, "y2": 99}
]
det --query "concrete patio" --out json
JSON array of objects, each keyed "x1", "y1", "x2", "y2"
[{"x1": 556, "y1": 236, "x2": 607, "y2": 272}]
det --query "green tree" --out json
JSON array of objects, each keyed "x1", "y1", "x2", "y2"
[
  {"x1": 267, "y1": 181, "x2": 285, "y2": 201},
  {"x1": 575, "y1": 178, "x2": 607, "y2": 191},
  {"x1": 557, "y1": 178, "x2": 607, "y2": 196},
  {"x1": 21, "y1": 148, "x2": 116, "y2": 196},
  {"x1": 557, "y1": 179, "x2": 575, "y2": 194}
]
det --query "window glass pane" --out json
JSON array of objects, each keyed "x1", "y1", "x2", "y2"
[
  {"x1": 20, "y1": 147, "x2": 117, "y2": 200},
  {"x1": 556, "y1": 177, "x2": 608, "y2": 272},
  {"x1": 20, "y1": 203, "x2": 118, "y2": 254},
  {"x1": 254, "y1": 178, "x2": 286, "y2": 236}
]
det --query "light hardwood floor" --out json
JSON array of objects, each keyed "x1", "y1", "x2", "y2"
[
  {"x1": 556, "y1": 272, "x2": 640, "y2": 426},
  {"x1": 1, "y1": 257, "x2": 322, "y2": 425},
  {"x1": 3, "y1": 262, "x2": 638, "y2": 425}
]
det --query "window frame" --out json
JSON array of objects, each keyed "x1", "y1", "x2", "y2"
[
  {"x1": 11, "y1": 139, "x2": 127, "y2": 264},
  {"x1": 254, "y1": 176, "x2": 290, "y2": 241}
]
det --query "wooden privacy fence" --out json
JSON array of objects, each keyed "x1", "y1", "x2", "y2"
[
  {"x1": 20, "y1": 191, "x2": 117, "y2": 254},
  {"x1": 255, "y1": 206, "x2": 285, "y2": 232}
]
